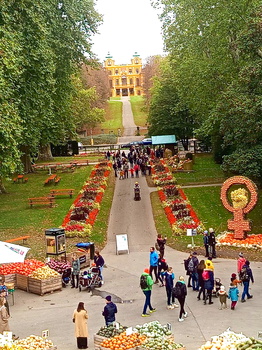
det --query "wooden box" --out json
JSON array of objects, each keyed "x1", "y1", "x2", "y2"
[
  {"x1": 28, "y1": 276, "x2": 62, "y2": 296},
  {"x1": 67, "y1": 251, "x2": 90, "y2": 269},
  {"x1": 16, "y1": 274, "x2": 29, "y2": 291},
  {"x1": 0, "y1": 274, "x2": 16, "y2": 287},
  {"x1": 94, "y1": 334, "x2": 106, "y2": 350}
]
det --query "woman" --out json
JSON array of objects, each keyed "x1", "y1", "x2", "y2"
[
  {"x1": 94, "y1": 251, "x2": 105, "y2": 284},
  {"x1": 0, "y1": 297, "x2": 10, "y2": 334},
  {"x1": 173, "y1": 276, "x2": 187, "y2": 322},
  {"x1": 156, "y1": 234, "x2": 167, "y2": 259},
  {"x1": 197, "y1": 260, "x2": 206, "y2": 301},
  {"x1": 73, "y1": 302, "x2": 88, "y2": 349},
  {"x1": 203, "y1": 261, "x2": 214, "y2": 305}
]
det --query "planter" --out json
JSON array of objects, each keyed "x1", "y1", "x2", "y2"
[
  {"x1": 28, "y1": 276, "x2": 62, "y2": 296},
  {"x1": 16, "y1": 274, "x2": 29, "y2": 291}
]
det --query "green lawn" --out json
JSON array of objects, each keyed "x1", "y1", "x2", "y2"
[
  {"x1": 130, "y1": 96, "x2": 148, "y2": 127},
  {"x1": 100, "y1": 100, "x2": 123, "y2": 132},
  {"x1": 174, "y1": 154, "x2": 227, "y2": 185}
]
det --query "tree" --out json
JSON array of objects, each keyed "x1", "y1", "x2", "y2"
[{"x1": 148, "y1": 58, "x2": 195, "y2": 150}]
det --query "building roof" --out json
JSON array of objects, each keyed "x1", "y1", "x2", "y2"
[{"x1": 151, "y1": 135, "x2": 176, "y2": 145}]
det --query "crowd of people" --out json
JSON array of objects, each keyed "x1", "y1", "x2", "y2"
[{"x1": 140, "y1": 234, "x2": 255, "y2": 323}]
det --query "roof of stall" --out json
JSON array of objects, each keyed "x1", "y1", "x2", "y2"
[{"x1": 151, "y1": 135, "x2": 176, "y2": 145}]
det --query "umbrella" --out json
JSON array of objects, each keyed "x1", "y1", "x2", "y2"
[{"x1": 0, "y1": 241, "x2": 30, "y2": 264}]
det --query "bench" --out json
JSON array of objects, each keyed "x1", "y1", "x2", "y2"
[
  {"x1": 6, "y1": 235, "x2": 30, "y2": 245},
  {"x1": 13, "y1": 178, "x2": 18, "y2": 184},
  {"x1": 44, "y1": 174, "x2": 57, "y2": 185},
  {"x1": 54, "y1": 177, "x2": 61, "y2": 184},
  {"x1": 23, "y1": 177, "x2": 28, "y2": 183},
  {"x1": 70, "y1": 159, "x2": 89, "y2": 166},
  {"x1": 50, "y1": 189, "x2": 75, "y2": 198},
  {"x1": 28, "y1": 197, "x2": 55, "y2": 208}
]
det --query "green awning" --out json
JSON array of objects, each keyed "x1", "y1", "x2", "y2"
[{"x1": 151, "y1": 135, "x2": 176, "y2": 145}]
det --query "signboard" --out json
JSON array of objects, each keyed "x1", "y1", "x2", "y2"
[
  {"x1": 187, "y1": 229, "x2": 192, "y2": 236},
  {"x1": 116, "y1": 234, "x2": 129, "y2": 255},
  {"x1": 42, "y1": 330, "x2": 49, "y2": 338}
]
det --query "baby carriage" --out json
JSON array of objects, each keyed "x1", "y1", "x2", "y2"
[
  {"x1": 213, "y1": 277, "x2": 222, "y2": 297},
  {"x1": 78, "y1": 266, "x2": 102, "y2": 292},
  {"x1": 62, "y1": 268, "x2": 71, "y2": 288}
]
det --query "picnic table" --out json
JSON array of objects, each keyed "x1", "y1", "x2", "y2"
[
  {"x1": 44, "y1": 174, "x2": 57, "y2": 185},
  {"x1": 13, "y1": 175, "x2": 28, "y2": 184}
]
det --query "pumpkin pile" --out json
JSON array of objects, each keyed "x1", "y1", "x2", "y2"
[{"x1": 100, "y1": 332, "x2": 146, "y2": 350}]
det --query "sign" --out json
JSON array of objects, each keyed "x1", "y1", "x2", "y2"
[
  {"x1": 116, "y1": 234, "x2": 129, "y2": 255},
  {"x1": 42, "y1": 330, "x2": 49, "y2": 338},
  {"x1": 187, "y1": 229, "x2": 192, "y2": 236},
  {"x1": 126, "y1": 327, "x2": 133, "y2": 336}
]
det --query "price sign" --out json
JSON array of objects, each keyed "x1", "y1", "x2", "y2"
[{"x1": 116, "y1": 234, "x2": 129, "y2": 255}]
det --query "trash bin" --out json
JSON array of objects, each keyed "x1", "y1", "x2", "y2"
[{"x1": 75, "y1": 242, "x2": 95, "y2": 260}]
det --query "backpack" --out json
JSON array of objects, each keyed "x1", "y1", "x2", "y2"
[
  {"x1": 140, "y1": 275, "x2": 148, "y2": 289},
  {"x1": 202, "y1": 270, "x2": 210, "y2": 281},
  {"x1": 187, "y1": 258, "x2": 194, "y2": 272},
  {"x1": 240, "y1": 267, "x2": 249, "y2": 281},
  {"x1": 172, "y1": 284, "x2": 182, "y2": 298}
]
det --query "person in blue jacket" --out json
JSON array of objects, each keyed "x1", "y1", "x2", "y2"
[
  {"x1": 149, "y1": 247, "x2": 159, "y2": 283},
  {"x1": 102, "y1": 295, "x2": 117, "y2": 326}
]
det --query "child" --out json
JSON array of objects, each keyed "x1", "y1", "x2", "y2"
[
  {"x1": 218, "y1": 285, "x2": 227, "y2": 309},
  {"x1": 231, "y1": 273, "x2": 241, "y2": 286},
  {"x1": 129, "y1": 167, "x2": 134, "y2": 178},
  {"x1": 228, "y1": 282, "x2": 239, "y2": 310},
  {"x1": 119, "y1": 169, "x2": 124, "y2": 180}
]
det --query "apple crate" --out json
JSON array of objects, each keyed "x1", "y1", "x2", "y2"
[
  {"x1": 16, "y1": 274, "x2": 29, "y2": 291},
  {"x1": 0, "y1": 274, "x2": 16, "y2": 287},
  {"x1": 93, "y1": 334, "x2": 106, "y2": 350},
  {"x1": 28, "y1": 276, "x2": 62, "y2": 296}
]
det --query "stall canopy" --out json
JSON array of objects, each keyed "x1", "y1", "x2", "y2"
[
  {"x1": 0, "y1": 241, "x2": 30, "y2": 264},
  {"x1": 151, "y1": 135, "x2": 176, "y2": 145}
]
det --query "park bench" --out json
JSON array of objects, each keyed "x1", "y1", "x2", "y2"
[
  {"x1": 28, "y1": 197, "x2": 55, "y2": 208},
  {"x1": 70, "y1": 159, "x2": 89, "y2": 166},
  {"x1": 6, "y1": 235, "x2": 30, "y2": 245},
  {"x1": 54, "y1": 177, "x2": 61, "y2": 184},
  {"x1": 50, "y1": 189, "x2": 75, "y2": 198}
]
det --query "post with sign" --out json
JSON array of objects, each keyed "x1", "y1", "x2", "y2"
[
  {"x1": 187, "y1": 229, "x2": 197, "y2": 248},
  {"x1": 116, "y1": 234, "x2": 129, "y2": 255}
]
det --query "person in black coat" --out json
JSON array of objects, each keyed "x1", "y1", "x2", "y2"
[
  {"x1": 173, "y1": 276, "x2": 187, "y2": 322},
  {"x1": 94, "y1": 250, "x2": 105, "y2": 283},
  {"x1": 102, "y1": 295, "x2": 117, "y2": 326},
  {"x1": 208, "y1": 228, "x2": 216, "y2": 258},
  {"x1": 203, "y1": 231, "x2": 209, "y2": 257},
  {"x1": 156, "y1": 234, "x2": 167, "y2": 259}
]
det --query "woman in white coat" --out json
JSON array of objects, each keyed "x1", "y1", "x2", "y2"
[{"x1": 73, "y1": 302, "x2": 88, "y2": 349}]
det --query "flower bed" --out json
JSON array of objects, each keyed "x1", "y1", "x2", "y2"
[
  {"x1": 151, "y1": 159, "x2": 204, "y2": 235},
  {"x1": 217, "y1": 232, "x2": 262, "y2": 249},
  {"x1": 61, "y1": 161, "x2": 111, "y2": 237}
]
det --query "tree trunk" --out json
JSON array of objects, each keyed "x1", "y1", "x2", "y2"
[
  {"x1": 0, "y1": 178, "x2": 7, "y2": 194},
  {"x1": 38, "y1": 144, "x2": 54, "y2": 162},
  {"x1": 20, "y1": 145, "x2": 33, "y2": 173},
  {"x1": 181, "y1": 138, "x2": 189, "y2": 151}
]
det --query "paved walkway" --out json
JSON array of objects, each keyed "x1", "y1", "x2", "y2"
[{"x1": 9, "y1": 100, "x2": 262, "y2": 350}]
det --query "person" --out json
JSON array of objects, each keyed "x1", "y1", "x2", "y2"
[
  {"x1": 0, "y1": 297, "x2": 10, "y2": 334},
  {"x1": 164, "y1": 267, "x2": 175, "y2": 309},
  {"x1": 157, "y1": 257, "x2": 168, "y2": 287},
  {"x1": 240, "y1": 260, "x2": 254, "y2": 302},
  {"x1": 113, "y1": 162, "x2": 118, "y2": 177},
  {"x1": 102, "y1": 295, "x2": 117, "y2": 326},
  {"x1": 149, "y1": 247, "x2": 159, "y2": 283},
  {"x1": 190, "y1": 252, "x2": 199, "y2": 291},
  {"x1": 130, "y1": 167, "x2": 134, "y2": 178},
  {"x1": 203, "y1": 261, "x2": 214, "y2": 305},
  {"x1": 94, "y1": 251, "x2": 105, "y2": 284},
  {"x1": 237, "y1": 252, "x2": 246, "y2": 277},
  {"x1": 71, "y1": 254, "x2": 81, "y2": 289},
  {"x1": 119, "y1": 169, "x2": 125, "y2": 180},
  {"x1": 197, "y1": 260, "x2": 206, "y2": 301},
  {"x1": 173, "y1": 276, "x2": 187, "y2": 322},
  {"x1": 106, "y1": 150, "x2": 111, "y2": 161},
  {"x1": 230, "y1": 273, "x2": 241, "y2": 287},
  {"x1": 208, "y1": 228, "x2": 216, "y2": 258},
  {"x1": 203, "y1": 231, "x2": 209, "y2": 257},
  {"x1": 184, "y1": 253, "x2": 193, "y2": 288},
  {"x1": 134, "y1": 163, "x2": 140, "y2": 178},
  {"x1": 140, "y1": 268, "x2": 156, "y2": 317},
  {"x1": 123, "y1": 162, "x2": 129, "y2": 179},
  {"x1": 218, "y1": 285, "x2": 228, "y2": 310},
  {"x1": 156, "y1": 234, "x2": 167, "y2": 259},
  {"x1": 228, "y1": 283, "x2": 239, "y2": 310},
  {"x1": 134, "y1": 182, "x2": 141, "y2": 200},
  {"x1": 0, "y1": 282, "x2": 9, "y2": 316}
]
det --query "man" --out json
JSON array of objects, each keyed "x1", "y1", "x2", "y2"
[
  {"x1": 156, "y1": 234, "x2": 167, "y2": 259},
  {"x1": 203, "y1": 231, "x2": 209, "y2": 257},
  {"x1": 149, "y1": 247, "x2": 159, "y2": 283},
  {"x1": 140, "y1": 268, "x2": 156, "y2": 317},
  {"x1": 240, "y1": 260, "x2": 254, "y2": 302},
  {"x1": 102, "y1": 295, "x2": 117, "y2": 326},
  {"x1": 190, "y1": 252, "x2": 199, "y2": 291},
  {"x1": 208, "y1": 228, "x2": 216, "y2": 258}
]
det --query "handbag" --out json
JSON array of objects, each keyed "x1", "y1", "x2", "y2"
[{"x1": 155, "y1": 242, "x2": 160, "y2": 251}]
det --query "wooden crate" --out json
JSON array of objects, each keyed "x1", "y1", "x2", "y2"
[
  {"x1": 28, "y1": 276, "x2": 62, "y2": 296},
  {"x1": 67, "y1": 251, "x2": 90, "y2": 269},
  {"x1": 0, "y1": 274, "x2": 16, "y2": 287},
  {"x1": 94, "y1": 334, "x2": 106, "y2": 350},
  {"x1": 16, "y1": 274, "x2": 29, "y2": 291}
]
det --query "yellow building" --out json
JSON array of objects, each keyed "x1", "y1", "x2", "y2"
[{"x1": 104, "y1": 52, "x2": 144, "y2": 97}]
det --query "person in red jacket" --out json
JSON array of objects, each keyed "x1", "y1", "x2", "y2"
[{"x1": 237, "y1": 252, "x2": 246, "y2": 277}]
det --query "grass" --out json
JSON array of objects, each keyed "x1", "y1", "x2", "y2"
[
  {"x1": 174, "y1": 154, "x2": 226, "y2": 185},
  {"x1": 130, "y1": 96, "x2": 148, "y2": 127},
  {"x1": 0, "y1": 166, "x2": 92, "y2": 260},
  {"x1": 100, "y1": 100, "x2": 123, "y2": 132}
]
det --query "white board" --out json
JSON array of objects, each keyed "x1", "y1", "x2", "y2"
[{"x1": 116, "y1": 234, "x2": 129, "y2": 255}]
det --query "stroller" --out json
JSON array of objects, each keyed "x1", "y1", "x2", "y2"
[
  {"x1": 213, "y1": 277, "x2": 222, "y2": 297},
  {"x1": 78, "y1": 266, "x2": 102, "y2": 292},
  {"x1": 62, "y1": 268, "x2": 72, "y2": 288}
]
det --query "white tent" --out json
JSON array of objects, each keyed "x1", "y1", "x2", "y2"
[{"x1": 0, "y1": 241, "x2": 30, "y2": 264}]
